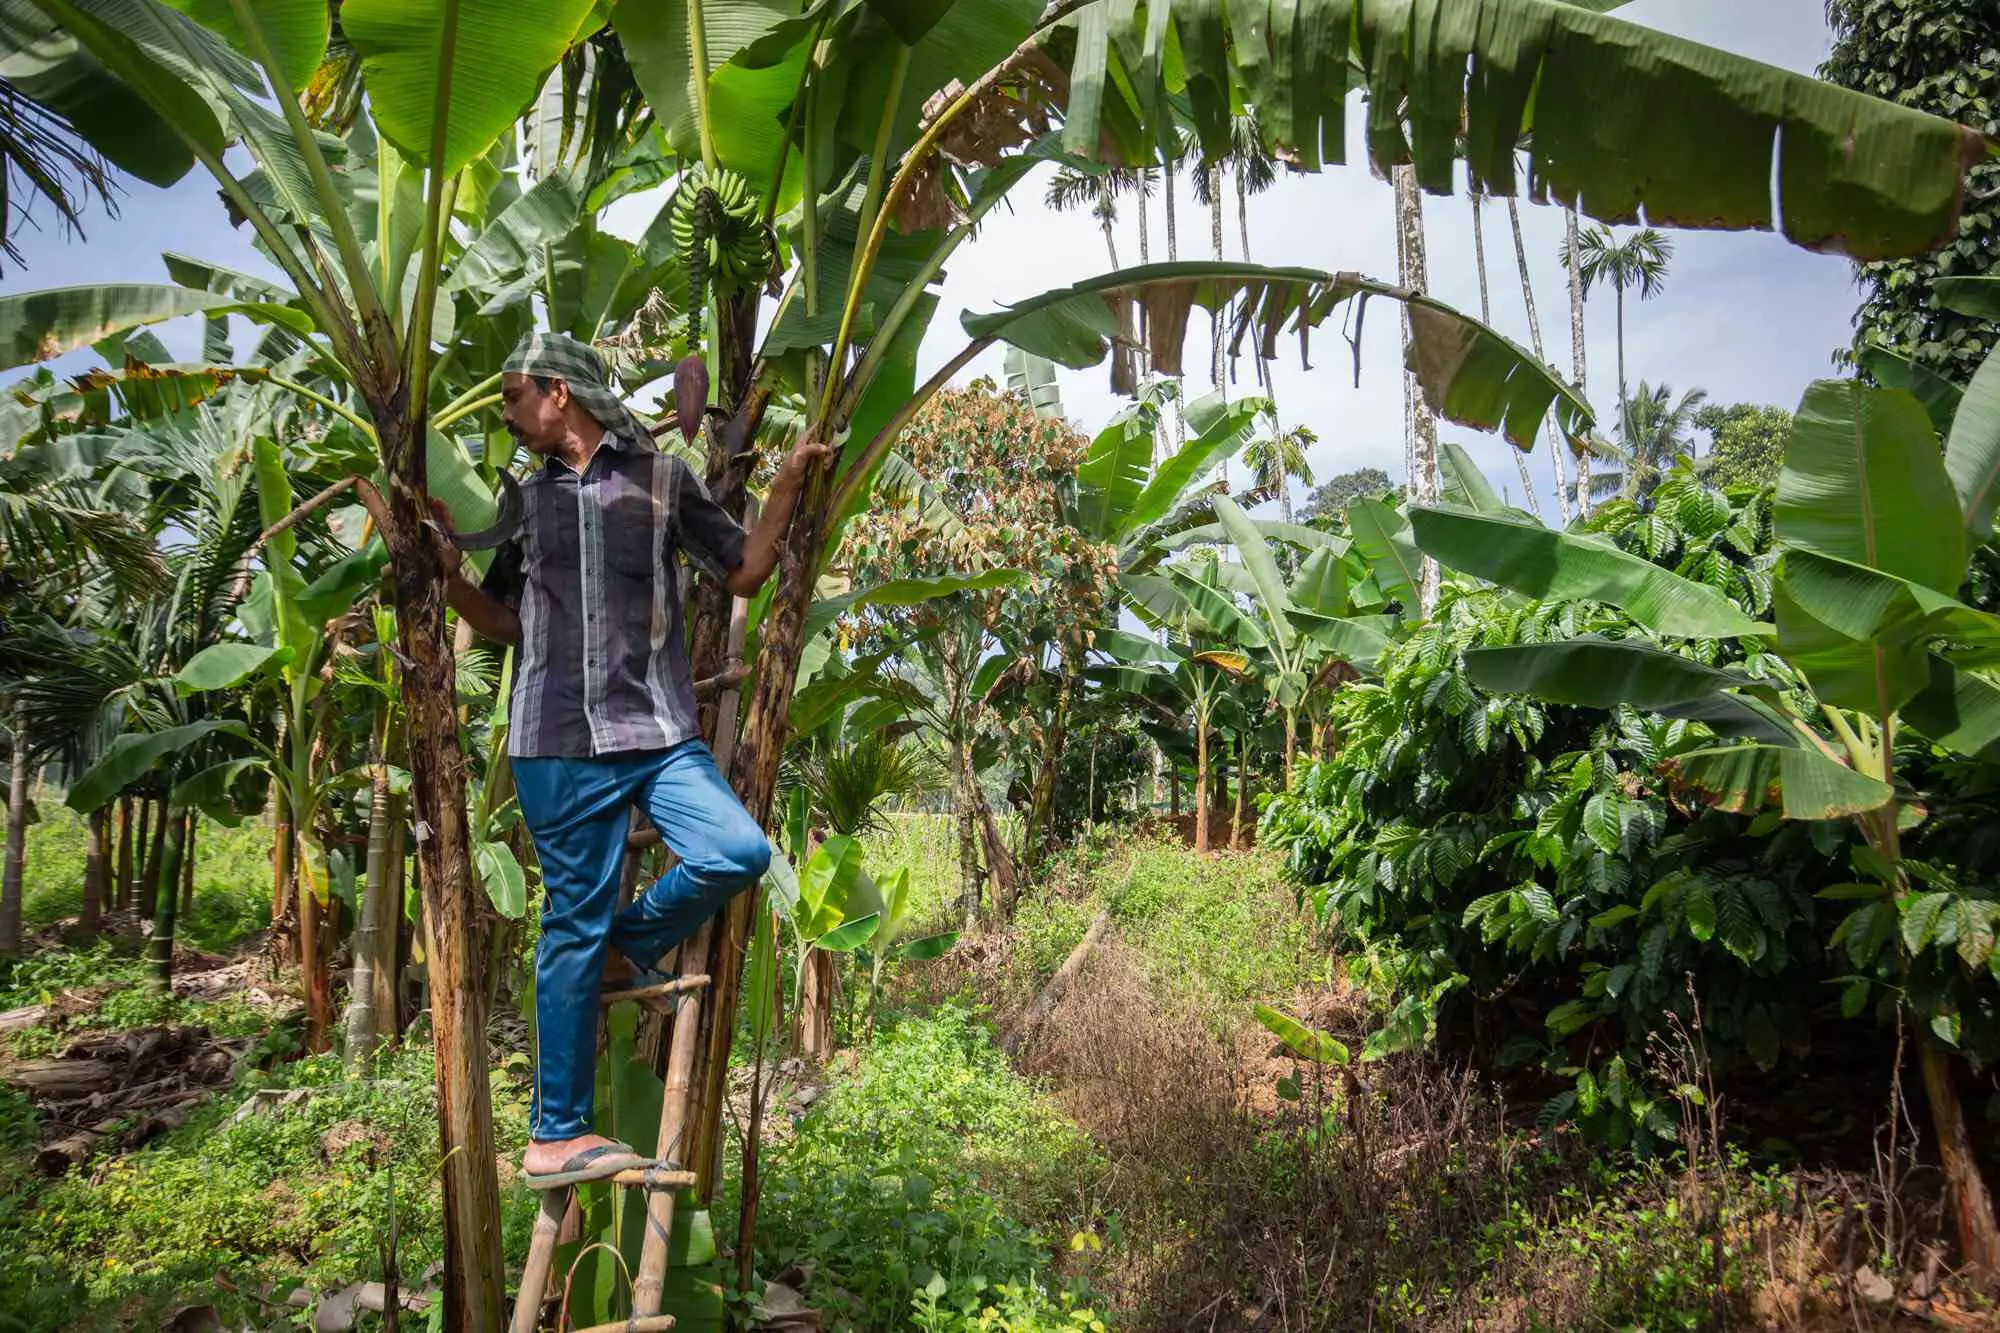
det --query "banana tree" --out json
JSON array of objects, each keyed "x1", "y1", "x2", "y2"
[
  {"x1": 1174, "y1": 493, "x2": 1376, "y2": 786},
  {"x1": 1091, "y1": 564, "x2": 1253, "y2": 852},
  {"x1": 1403, "y1": 332, "x2": 2000, "y2": 1269},
  {"x1": 6, "y1": 1, "x2": 623, "y2": 1318}
]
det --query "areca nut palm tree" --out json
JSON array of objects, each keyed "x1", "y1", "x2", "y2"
[{"x1": 1572, "y1": 226, "x2": 1675, "y2": 445}]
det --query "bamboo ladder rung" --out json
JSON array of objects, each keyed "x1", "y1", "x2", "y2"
[
  {"x1": 600, "y1": 974, "x2": 711, "y2": 1008},
  {"x1": 567, "y1": 1317, "x2": 678, "y2": 1333},
  {"x1": 627, "y1": 825, "x2": 663, "y2": 851}
]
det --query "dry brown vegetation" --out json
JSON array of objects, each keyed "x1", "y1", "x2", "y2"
[{"x1": 899, "y1": 838, "x2": 2000, "y2": 1330}]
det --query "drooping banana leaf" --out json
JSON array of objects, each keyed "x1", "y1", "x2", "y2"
[
  {"x1": 1665, "y1": 743, "x2": 1894, "y2": 821},
  {"x1": 1409, "y1": 505, "x2": 1771, "y2": 640},
  {"x1": 962, "y1": 262, "x2": 1594, "y2": 451},
  {"x1": 1945, "y1": 344, "x2": 2000, "y2": 544},
  {"x1": 1065, "y1": 0, "x2": 1984, "y2": 262},
  {"x1": 1, "y1": 284, "x2": 237, "y2": 371},
  {"x1": 1904, "y1": 658, "x2": 2000, "y2": 763}
]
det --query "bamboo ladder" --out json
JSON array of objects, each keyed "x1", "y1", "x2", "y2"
[{"x1": 509, "y1": 812, "x2": 707, "y2": 1333}]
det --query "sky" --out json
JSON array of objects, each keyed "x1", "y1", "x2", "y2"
[{"x1": 2, "y1": 0, "x2": 1859, "y2": 518}]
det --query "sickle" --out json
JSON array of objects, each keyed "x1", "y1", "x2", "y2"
[{"x1": 448, "y1": 471, "x2": 525, "y2": 551}]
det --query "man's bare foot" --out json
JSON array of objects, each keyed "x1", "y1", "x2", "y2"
[{"x1": 523, "y1": 1132, "x2": 624, "y2": 1176}]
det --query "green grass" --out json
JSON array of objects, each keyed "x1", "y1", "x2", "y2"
[
  {"x1": 746, "y1": 1003, "x2": 1108, "y2": 1332},
  {"x1": 863, "y1": 811, "x2": 962, "y2": 929},
  {"x1": 1104, "y1": 839, "x2": 1328, "y2": 1013},
  {"x1": 20, "y1": 808, "x2": 275, "y2": 953}
]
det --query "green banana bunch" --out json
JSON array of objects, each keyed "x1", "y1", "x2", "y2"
[{"x1": 668, "y1": 164, "x2": 775, "y2": 342}]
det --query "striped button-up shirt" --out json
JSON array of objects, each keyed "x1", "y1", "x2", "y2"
[{"x1": 481, "y1": 430, "x2": 745, "y2": 759}]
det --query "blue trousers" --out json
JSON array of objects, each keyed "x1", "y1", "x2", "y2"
[{"x1": 514, "y1": 740, "x2": 770, "y2": 1142}]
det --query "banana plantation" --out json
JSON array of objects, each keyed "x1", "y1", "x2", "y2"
[{"x1": 2, "y1": 0, "x2": 1998, "y2": 1328}]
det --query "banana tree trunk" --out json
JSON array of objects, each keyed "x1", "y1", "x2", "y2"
[
  {"x1": 1, "y1": 709, "x2": 26, "y2": 956},
  {"x1": 1920, "y1": 1035, "x2": 2000, "y2": 1272},
  {"x1": 955, "y1": 744, "x2": 983, "y2": 929},
  {"x1": 373, "y1": 410, "x2": 506, "y2": 1331},
  {"x1": 797, "y1": 951, "x2": 836, "y2": 1062},
  {"x1": 1283, "y1": 706, "x2": 1299, "y2": 790},
  {"x1": 81, "y1": 807, "x2": 107, "y2": 934},
  {"x1": 343, "y1": 760, "x2": 399, "y2": 1067},
  {"x1": 139, "y1": 797, "x2": 164, "y2": 920},
  {"x1": 1023, "y1": 647, "x2": 1078, "y2": 872},
  {"x1": 292, "y1": 813, "x2": 329, "y2": 1054},
  {"x1": 147, "y1": 804, "x2": 187, "y2": 988},
  {"x1": 975, "y1": 781, "x2": 1019, "y2": 914},
  {"x1": 1231, "y1": 733, "x2": 1249, "y2": 851},
  {"x1": 687, "y1": 459, "x2": 841, "y2": 1202},
  {"x1": 269, "y1": 770, "x2": 294, "y2": 962},
  {"x1": 1194, "y1": 720, "x2": 1211, "y2": 854}
]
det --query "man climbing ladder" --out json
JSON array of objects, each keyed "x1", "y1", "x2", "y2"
[{"x1": 440, "y1": 331, "x2": 827, "y2": 1187}]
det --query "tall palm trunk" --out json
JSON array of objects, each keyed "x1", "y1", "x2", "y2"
[
  {"x1": 1, "y1": 709, "x2": 26, "y2": 956},
  {"x1": 1209, "y1": 162, "x2": 1225, "y2": 388},
  {"x1": 1472, "y1": 192, "x2": 1541, "y2": 518},
  {"x1": 1137, "y1": 170, "x2": 1151, "y2": 266},
  {"x1": 1506, "y1": 197, "x2": 1573, "y2": 524},
  {"x1": 139, "y1": 797, "x2": 164, "y2": 919},
  {"x1": 1236, "y1": 162, "x2": 1252, "y2": 260},
  {"x1": 1393, "y1": 166, "x2": 1440, "y2": 612},
  {"x1": 147, "y1": 804, "x2": 188, "y2": 987},
  {"x1": 82, "y1": 807, "x2": 108, "y2": 933},
  {"x1": 1098, "y1": 203, "x2": 1119, "y2": 268},
  {"x1": 1614, "y1": 285, "x2": 1629, "y2": 452},
  {"x1": 1565, "y1": 208, "x2": 1592, "y2": 517},
  {"x1": 179, "y1": 812, "x2": 196, "y2": 917},
  {"x1": 115, "y1": 796, "x2": 133, "y2": 913}
]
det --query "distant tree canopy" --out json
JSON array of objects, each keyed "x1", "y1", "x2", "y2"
[
  {"x1": 1823, "y1": 0, "x2": 2000, "y2": 381},
  {"x1": 1298, "y1": 467, "x2": 1394, "y2": 530},
  {"x1": 1695, "y1": 403, "x2": 1791, "y2": 492}
]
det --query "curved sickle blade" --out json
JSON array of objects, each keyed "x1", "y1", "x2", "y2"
[{"x1": 450, "y1": 471, "x2": 524, "y2": 551}]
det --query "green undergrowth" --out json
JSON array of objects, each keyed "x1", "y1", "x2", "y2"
[
  {"x1": 0, "y1": 1041, "x2": 542, "y2": 1333},
  {"x1": 0, "y1": 941, "x2": 275, "y2": 1061},
  {"x1": 1103, "y1": 839, "x2": 1326, "y2": 1011},
  {"x1": 746, "y1": 1003, "x2": 1109, "y2": 1332},
  {"x1": 20, "y1": 808, "x2": 275, "y2": 952}
]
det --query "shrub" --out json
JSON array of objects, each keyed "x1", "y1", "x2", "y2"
[
  {"x1": 750, "y1": 1004, "x2": 1106, "y2": 1331},
  {"x1": 1261, "y1": 479, "x2": 1871, "y2": 1140},
  {"x1": 0, "y1": 1042, "x2": 539, "y2": 1333}
]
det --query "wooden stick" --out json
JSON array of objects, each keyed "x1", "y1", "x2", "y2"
[
  {"x1": 1001, "y1": 911, "x2": 1111, "y2": 1057},
  {"x1": 508, "y1": 1188, "x2": 569, "y2": 1333},
  {"x1": 599, "y1": 975, "x2": 712, "y2": 1008},
  {"x1": 631, "y1": 923, "x2": 711, "y2": 1317}
]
